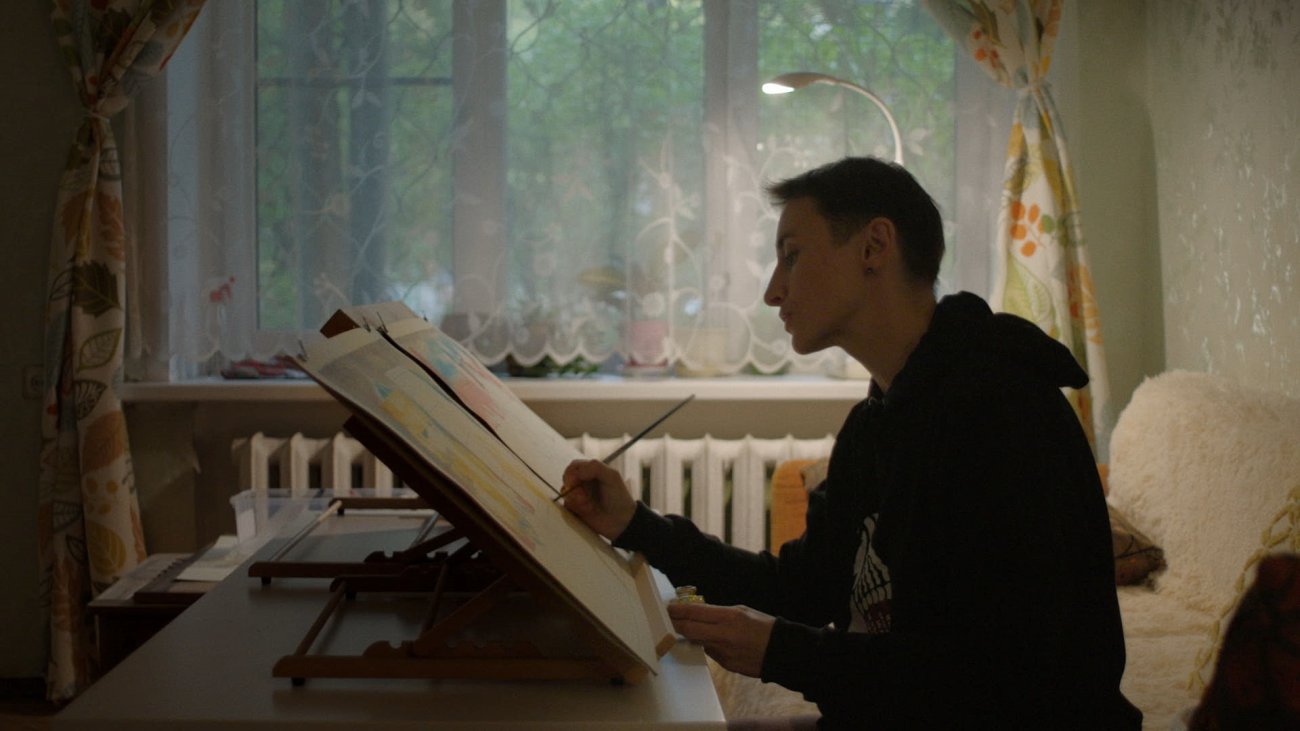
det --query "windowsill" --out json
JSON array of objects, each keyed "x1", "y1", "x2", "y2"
[{"x1": 118, "y1": 374, "x2": 871, "y2": 404}]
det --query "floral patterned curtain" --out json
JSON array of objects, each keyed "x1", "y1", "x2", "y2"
[
  {"x1": 41, "y1": 0, "x2": 205, "y2": 700},
  {"x1": 923, "y1": 0, "x2": 1110, "y2": 451}
]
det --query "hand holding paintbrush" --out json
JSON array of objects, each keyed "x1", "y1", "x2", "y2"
[{"x1": 553, "y1": 392, "x2": 696, "y2": 499}]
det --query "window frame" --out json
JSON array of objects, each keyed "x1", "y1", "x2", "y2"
[{"x1": 132, "y1": 0, "x2": 1007, "y2": 382}]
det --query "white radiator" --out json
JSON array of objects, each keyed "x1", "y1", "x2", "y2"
[
  {"x1": 231, "y1": 432, "x2": 398, "y2": 494},
  {"x1": 232, "y1": 431, "x2": 834, "y2": 551}
]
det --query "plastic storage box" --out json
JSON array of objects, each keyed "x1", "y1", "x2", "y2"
[{"x1": 229, "y1": 488, "x2": 416, "y2": 545}]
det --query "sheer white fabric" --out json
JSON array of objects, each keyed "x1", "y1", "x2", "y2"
[{"x1": 125, "y1": 1, "x2": 1026, "y2": 380}]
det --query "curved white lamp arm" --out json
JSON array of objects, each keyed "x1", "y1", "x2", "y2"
[{"x1": 762, "y1": 71, "x2": 905, "y2": 166}]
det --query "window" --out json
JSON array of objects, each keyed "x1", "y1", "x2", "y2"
[{"x1": 136, "y1": 0, "x2": 980, "y2": 380}]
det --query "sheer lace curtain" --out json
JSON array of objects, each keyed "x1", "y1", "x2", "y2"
[{"x1": 124, "y1": 1, "x2": 1037, "y2": 381}]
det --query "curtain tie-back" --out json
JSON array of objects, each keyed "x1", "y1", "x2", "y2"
[{"x1": 1016, "y1": 79, "x2": 1050, "y2": 97}]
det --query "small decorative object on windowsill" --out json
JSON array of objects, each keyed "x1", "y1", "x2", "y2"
[
  {"x1": 674, "y1": 326, "x2": 728, "y2": 378},
  {"x1": 624, "y1": 318, "x2": 671, "y2": 377},
  {"x1": 578, "y1": 261, "x2": 674, "y2": 377},
  {"x1": 221, "y1": 355, "x2": 309, "y2": 380}
]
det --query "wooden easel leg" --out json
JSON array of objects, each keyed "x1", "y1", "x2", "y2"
[
  {"x1": 401, "y1": 574, "x2": 513, "y2": 656},
  {"x1": 284, "y1": 581, "x2": 349, "y2": 684}
]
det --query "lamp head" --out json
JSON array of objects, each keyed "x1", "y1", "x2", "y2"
[{"x1": 761, "y1": 71, "x2": 836, "y2": 95}]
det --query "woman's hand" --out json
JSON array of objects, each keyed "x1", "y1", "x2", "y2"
[
  {"x1": 667, "y1": 602, "x2": 775, "y2": 678},
  {"x1": 560, "y1": 459, "x2": 637, "y2": 541}
]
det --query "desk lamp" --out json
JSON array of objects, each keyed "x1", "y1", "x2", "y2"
[{"x1": 762, "y1": 71, "x2": 905, "y2": 165}]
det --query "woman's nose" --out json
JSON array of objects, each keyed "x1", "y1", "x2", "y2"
[{"x1": 763, "y1": 271, "x2": 784, "y2": 307}]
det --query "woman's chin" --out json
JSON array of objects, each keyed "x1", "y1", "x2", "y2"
[{"x1": 788, "y1": 336, "x2": 823, "y2": 356}]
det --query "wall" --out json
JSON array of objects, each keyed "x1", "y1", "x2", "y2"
[
  {"x1": 1071, "y1": 0, "x2": 1299, "y2": 428},
  {"x1": 0, "y1": 5, "x2": 81, "y2": 677},
  {"x1": 1072, "y1": 1, "x2": 1165, "y2": 435},
  {"x1": 1146, "y1": 0, "x2": 1300, "y2": 395}
]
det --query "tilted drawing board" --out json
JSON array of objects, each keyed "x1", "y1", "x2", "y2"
[
  {"x1": 323, "y1": 303, "x2": 581, "y2": 494},
  {"x1": 296, "y1": 323, "x2": 673, "y2": 683}
]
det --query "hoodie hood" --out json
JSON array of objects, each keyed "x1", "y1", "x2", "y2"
[{"x1": 884, "y1": 292, "x2": 1088, "y2": 408}]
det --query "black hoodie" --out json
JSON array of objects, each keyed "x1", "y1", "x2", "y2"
[{"x1": 614, "y1": 293, "x2": 1141, "y2": 729}]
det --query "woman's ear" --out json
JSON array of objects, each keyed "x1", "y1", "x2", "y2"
[{"x1": 858, "y1": 217, "x2": 896, "y2": 273}]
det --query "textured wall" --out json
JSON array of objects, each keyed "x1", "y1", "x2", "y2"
[
  {"x1": 1072, "y1": 1, "x2": 1163, "y2": 433},
  {"x1": 0, "y1": 6, "x2": 81, "y2": 678},
  {"x1": 1147, "y1": 0, "x2": 1300, "y2": 395}
]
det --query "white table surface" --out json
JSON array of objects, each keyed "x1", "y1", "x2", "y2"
[{"x1": 56, "y1": 511, "x2": 726, "y2": 729}]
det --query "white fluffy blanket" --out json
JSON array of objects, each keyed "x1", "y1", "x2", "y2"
[
  {"x1": 708, "y1": 658, "x2": 819, "y2": 720},
  {"x1": 1116, "y1": 588, "x2": 1208, "y2": 730},
  {"x1": 1108, "y1": 371, "x2": 1300, "y2": 730},
  {"x1": 1108, "y1": 371, "x2": 1300, "y2": 616}
]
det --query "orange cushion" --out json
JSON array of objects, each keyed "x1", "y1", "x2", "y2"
[{"x1": 770, "y1": 459, "x2": 816, "y2": 550}]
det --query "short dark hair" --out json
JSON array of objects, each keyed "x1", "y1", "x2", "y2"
[{"x1": 766, "y1": 157, "x2": 945, "y2": 285}]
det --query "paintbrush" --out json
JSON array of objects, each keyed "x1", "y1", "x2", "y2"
[{"x1": 552, "y1": 393, "x2": 696, "y2": 502}]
